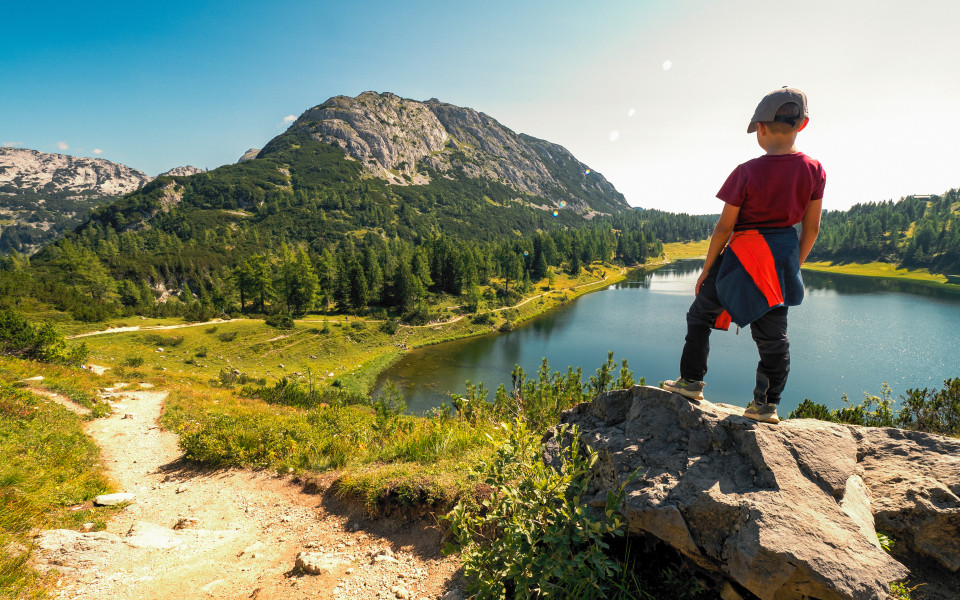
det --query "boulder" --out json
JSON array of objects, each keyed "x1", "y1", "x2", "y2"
[{"x1": 548, "y1": 386, "x2": 923, "y2": 600}]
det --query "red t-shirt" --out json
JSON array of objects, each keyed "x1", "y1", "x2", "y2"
[{"x1": 717, "y1": 152, "x2": 826, "y2": 229}]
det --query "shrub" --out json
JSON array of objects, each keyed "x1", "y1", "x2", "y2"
[
  {"x1": 498, "y1": 320, "x2": 514, "y2": 333},
  {"x1": 217, "y1": 331, "x2": 238, "y2": 343},
  {"x1": 122, "y1": 356, "x2": 145, "y2": 368},
  {"x1": 0, "y1": 309, "x2": 88, "y2": 365},
  {"x1": 142, "y1": 334, "x2": 184, "y2": 348},
  {"x1": 471, "y1": 313, "x2": 492, "y2": 325},
  {"x1": 380, "y1": 320, "x2": 399, "y2": 335},
  {"x1": 446, "y1": 419, "x2": 638, "y2": 599},
  {"x1": 195, "y1": 346, "x2": 208, "y2": 358},
  {"x1": 265, "y1": 314, "x2": 295, "y2": 329}
]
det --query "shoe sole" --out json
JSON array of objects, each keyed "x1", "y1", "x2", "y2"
[
  {"x1": 744, "y1": 411, "x2": 780, "y2": 424},
  {"x1": 662, "y1": 383, "x2": 704, "y2": 401}
]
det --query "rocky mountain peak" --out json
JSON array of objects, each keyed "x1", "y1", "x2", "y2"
[
  {"x1": 282, "y1": 91, "x2": 628, "y2": 215},
  {"x1": 158, "y1": 165, "x2": 205, "y2": 178},
  {"x1": 0, "y1": 147, "x2": 151, "y2": 197}
]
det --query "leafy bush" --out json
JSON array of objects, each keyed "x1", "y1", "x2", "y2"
[
  {"x1": 446, "y1": 419, "x2": 640, "y2": 599},
  {"x1": 217, "y1": 331, "x2": 238, "y2": 343},
  {"x1": 141, "y1": 334, "x2": 184, "y2": 348},
  {"x1": 498, "y1": 320, "x2": 514, "y2": 333},
  {"x1": 790, "y1": 379, "x2": 960, "y2": 436},
  {"x1": 122, "y1": 356, "x2": 145, "y2": 368},
  {"x1": 471, "y1": 312, "x2": 493, "y2": 325},
  {"x1": 0, "y1": 309, "x2": 88, "y2": 365},
  {"x1": 265, "y1": 314, "x2": 295, "y2": 329},
  {"x1": 380, "y1": 319, "x2": 399, "y2": 335}
]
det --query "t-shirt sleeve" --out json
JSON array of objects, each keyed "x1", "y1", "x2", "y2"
[
  {"x1": 716, "y1": 165, "x2": 747, "y2": 207},
  {"x1": 812, "y1": 163, "x2": 826, "y2": 200}
]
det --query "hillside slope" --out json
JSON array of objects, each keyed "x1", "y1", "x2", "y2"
[{"x1": 0, "y1": 148, "x2": 152, "y2": 253}]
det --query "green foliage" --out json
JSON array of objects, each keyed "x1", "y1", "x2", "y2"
[
  {"x1": 379, "y1": 319, "x2": 399, "y2": 335},
  {"x1": 877, "y1": 531, "x2": 894, "y2": 553},
  {"x1": 446, "y1": 419, "x2": 641, "y2": 600},
  {"x1": 264, "y1": 313, "x2": 295, "y2": 329},
  {"x1": 0, "y1": 381, "x2": 114, "y2": 598},
  {"x1": 809, "y1": 188, "x2": 960, "y2": 274},
  {"x1": 789, "y1": 379, "x2": 960, "y2": 436},
  {"x1": 217, "y1": 330, "x2": 238, "y2": 343},
  {"x1": 122, "y1": 356, "x2": 144, "y2": 368},
  {"x1": 0, "y1": 308, "x2": 88, "y2": 365},
  {"x1": 141, "y1": 333, "x2": 184, "y2": 348}
]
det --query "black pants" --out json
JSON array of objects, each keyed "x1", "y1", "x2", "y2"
[{"x1": 679, "y1": 260, "x2": 790, "y2": 405}]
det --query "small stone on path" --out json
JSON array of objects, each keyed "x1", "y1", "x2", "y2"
[{"x1": 94, "y1": 493, "x2": 135, "y2": 506}]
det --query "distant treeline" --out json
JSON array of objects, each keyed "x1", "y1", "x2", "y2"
[
  {"x1": 0, "y1": 134, "x2": 711, "y2": 323},
  {"x1": 808, "y1": 188, "x2": 960, "y2": 273}
]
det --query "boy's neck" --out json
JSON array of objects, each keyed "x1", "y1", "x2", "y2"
[{"x1": 764, "y1": 140, "x2": 799, "y2": 155}]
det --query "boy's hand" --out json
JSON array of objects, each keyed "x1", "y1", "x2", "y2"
[{"x1": 695, "y1": 270, "x2": 708, "y2": 295}]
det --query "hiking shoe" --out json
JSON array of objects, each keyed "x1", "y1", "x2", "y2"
[
  {"x1": 744, "y1": 400, "x2": 780, "y2": 424},
  {"x1": 662, "y1": 378, "x2": 705, "y2": 401}
]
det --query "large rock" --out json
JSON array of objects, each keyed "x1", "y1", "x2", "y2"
[{"x1": 547, "y1": 386, "x2": 935, "y2": 600}]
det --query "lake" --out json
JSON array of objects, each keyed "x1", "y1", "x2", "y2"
[{"x1": 376, "y1": 261, "x2": 960, "y2": 416}]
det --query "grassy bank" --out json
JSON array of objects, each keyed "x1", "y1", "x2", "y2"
[{"x1": 0, "y1": 359, "x2": 118, "y2": 599}]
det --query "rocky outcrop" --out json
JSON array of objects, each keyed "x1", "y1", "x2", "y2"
[
  {"x1": 548, "y1": 386, "x2": 960, "y2": 600},
  {"x1": 0, "y1": 148, "x2": 153, "y2": 253},
  {"x1": 237, "y1": 148, "x2": 260, "y2": 163},
  {"x1": 0, "y1": 148, "x2": 150, "y2": 197},
  {"x1": 157, "y1": 165, "x2": 205, "y2": 178},
  {"x1": 283, "y1": 91, "x2": 628, "y2": 215}
]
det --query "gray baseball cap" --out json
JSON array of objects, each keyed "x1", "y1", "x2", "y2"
[{"x1": 747, "y1": 87, "x2": 808, "y2": 133}]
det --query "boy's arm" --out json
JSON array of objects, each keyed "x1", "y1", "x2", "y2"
[
  {"x1": 696, "y1": 203, "x2": 739, "y2": 295},
  {"x1": 798, "y1": 198, "x2": 823, "y2": 265}
]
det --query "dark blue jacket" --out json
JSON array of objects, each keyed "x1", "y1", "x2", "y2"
[{"x1": 715, "y1": 227, "x2": 804, "y2": 328}]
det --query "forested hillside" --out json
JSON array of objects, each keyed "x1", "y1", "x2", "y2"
[
  {"x1": 809, "y1": 188, "x2": 960, "y2": 273},
  {"x1": 1, "y1": 130, "x2": 710, "y2": 324}
]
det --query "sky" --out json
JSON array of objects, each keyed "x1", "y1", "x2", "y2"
[{"x1": 3, "y1": 0, "x2": 959, "y2": 214}]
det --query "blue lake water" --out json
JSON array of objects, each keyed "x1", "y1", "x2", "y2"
[{"x1": 376, "y1": 261, "x2": 960, "y2": 416}]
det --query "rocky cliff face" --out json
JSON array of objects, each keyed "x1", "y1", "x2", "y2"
[
  {"x1": 158, "y1": 165, "x2": 205, "y2": 178},
  {"x1": 0, "y1": 148, "x2": 151, "y2": 197},
  {"x1": 0, "y1": 148, "x2": 154, "y2": 254},
  {"x1": 549, "y1": 386, "x2": 960, "y2": 600},
  {"x1": 283, "y1": 91, "x2": 628, "y2": 216}
]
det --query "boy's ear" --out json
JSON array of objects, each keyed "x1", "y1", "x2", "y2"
[{"x1": 796, "y1": 117, "x2": 809, "y2": 132}]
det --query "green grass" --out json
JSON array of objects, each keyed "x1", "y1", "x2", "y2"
[
  {"x1": 0, "y1": 376, "x2": 117, "y2": 600},
  {"x1": 802, "y1": 261, "x2": 949, "y2": 284}
]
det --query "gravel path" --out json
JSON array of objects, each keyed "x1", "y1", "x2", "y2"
[{"x1": 33, "y1": 384, "x2": 464, "y2": 600}]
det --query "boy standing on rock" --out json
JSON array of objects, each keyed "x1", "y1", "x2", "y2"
[{"x1": 663, "y1": 87, "x2": 826, "y2": 424}]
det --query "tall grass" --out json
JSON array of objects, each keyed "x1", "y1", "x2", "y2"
[{"x1": 0, "y1": 381, "x2": 115, "y2": 599}]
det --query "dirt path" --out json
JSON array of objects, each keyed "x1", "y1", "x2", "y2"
[
  {"x1": 67, "y1": 319, "x2": 240, "y2": 339},
  {"x1": 34, "y1": 385, "x2": 464, "y2": 600}
]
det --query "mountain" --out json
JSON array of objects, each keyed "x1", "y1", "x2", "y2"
[
  {"x1": 17, "y1": 92, "x2": 680, "y2": 322},
  {"x1": 280, "y1": 91, "x2": 628, "y2": 215},
  {"x1": 158, "y1": 165, "x2": 206, "y2": 178},
  {"x1": 0, "y1": 148, "x2": 152, "y2": 254}
]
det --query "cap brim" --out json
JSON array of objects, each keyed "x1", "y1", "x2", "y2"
[{"x1": 747, "y1": 122, "x2": 758, "y2": 133}]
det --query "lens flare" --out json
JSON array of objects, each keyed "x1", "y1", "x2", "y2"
[
  {"x1": 663, "y1": 60, "x2": 672, "y2": 71},
  {"x1": 609, "y1": 130, "x2": 620, "y2": 142},
  {"x1": 584, "y1": 168, "x2": 591, "y2": 176},
  {"x1": 552, "y1": 210, "x2": 559, "y2": 217},
  {"x1": 558, "y1": 201, "x2": 567, "y2": 209},
  {"x1": 627, "y1": 108, "x2": 636, "y2": 117}
]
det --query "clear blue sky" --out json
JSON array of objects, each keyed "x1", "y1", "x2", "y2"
[{"x1": 3, "y1": 0, "x2": 959, "y2": 214}]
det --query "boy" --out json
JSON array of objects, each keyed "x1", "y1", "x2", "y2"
[{"x1": 662, "y1": 87, "x2": 825, "y2": 424}]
